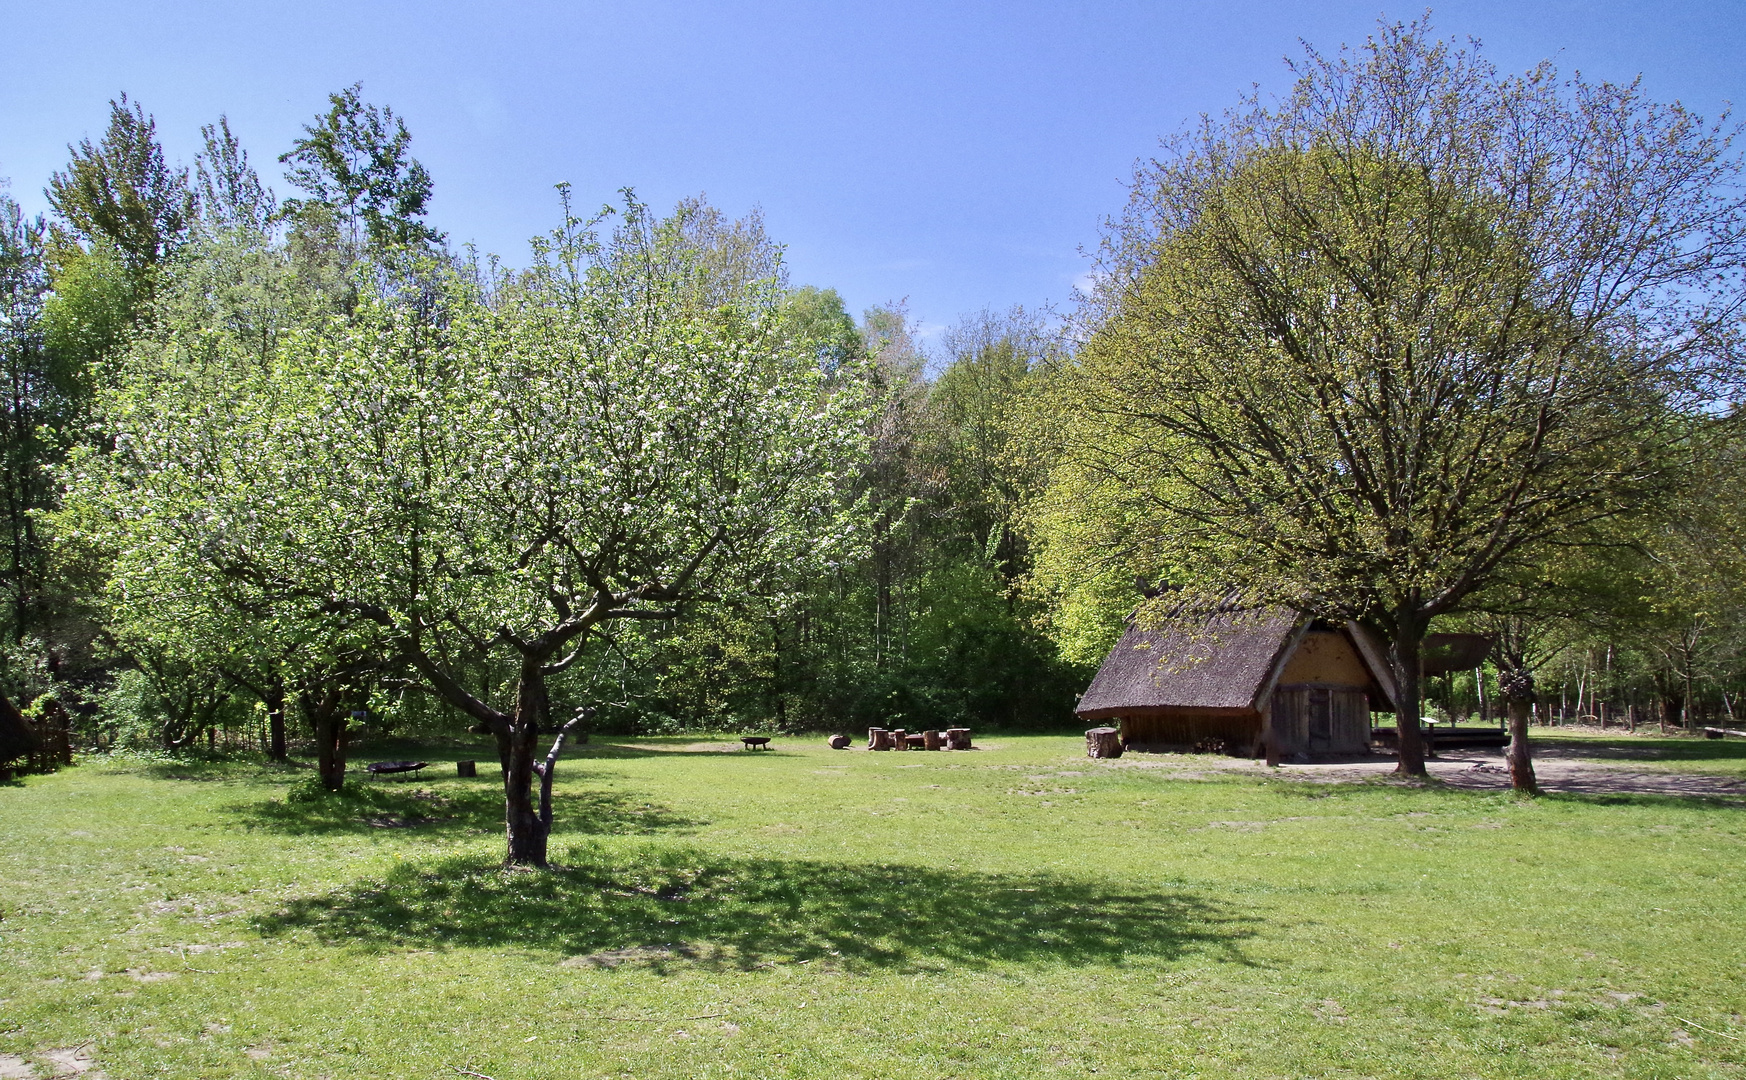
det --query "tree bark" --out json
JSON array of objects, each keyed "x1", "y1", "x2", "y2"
[
  {"x1": 503, "y1": 657, "x2": 550, "y2": 867},
  {"x1": 307, "y1": 691, "x2": 349, "y2": 791},
  {"x1": 1390, "y1": 619, "x2": 1429, "y2": 777},
  {"x1": 265, "y1": 680, "x2": 288, "y2": 762},
  {"x1": 1503, "y1": 675, "x2": 1538, "y2": 795},
  {"x1": 1660, "y1": 689, "x2": 1683, "y2": 734}
]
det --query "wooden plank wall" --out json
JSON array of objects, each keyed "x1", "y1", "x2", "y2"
[
  {"x1": 1118, "y1": 711, "x2": 1261, "y2": 750},
  {"x1": 1270, "y1": 686, "x2": 1371, "y2": 754}
]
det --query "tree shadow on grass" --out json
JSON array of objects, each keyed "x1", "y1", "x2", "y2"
[
  {"x1": 1537, "y1": 790, "x2": 1746, "y2": 810},
  {"x1": 1264, "y1": 771, "x2": 1744, "y2": 811},
  {"x1": 136, "y1": 754, "x2": 304, "y2": 783},
  {"x1": 568, "y1": 741, "x2": 795, "y2": 759},
  {"x1": 1532, "y1": 735, "x2": 1746, "y2": 766},
  {"x1": 255, "y1": 843, "x2": 1258, "y2": 973},
  {"x1": 233, "y1": 782, "x2": 703, "y2": 838}
]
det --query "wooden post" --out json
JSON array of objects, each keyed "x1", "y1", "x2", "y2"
[
  {"x1": 922, "y1": 729, "x2": 944, "y2": 750},
  {"x1": 456, "y1": 760, "x2": 477, "y2": 777},
  {"x1": 890, "y1": 728, "x2": 907, "y2": 750}
]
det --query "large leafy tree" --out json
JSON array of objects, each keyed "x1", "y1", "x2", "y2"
[
  {"x1": 75, "y1": 194, "x2": 869, "y2": 864},
  {"x1": 1031, "y1": 21, "x2": 1746, "y2": 774}
]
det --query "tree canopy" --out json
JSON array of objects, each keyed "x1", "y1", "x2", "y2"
[{"x1": 1027, "y1": 20, "x2": 1746, "y2": 773}]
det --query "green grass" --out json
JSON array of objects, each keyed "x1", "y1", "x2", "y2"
[{"x1": 1, "y1": 733, "x2": 1743, "y2": 1078}]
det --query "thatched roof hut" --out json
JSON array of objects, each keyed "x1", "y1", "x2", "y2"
[
  {"x1": 0, "y1": 691, "x2": 38, "y2": 763},
  {"x1": 1077, "y1": 605, "x2": 1397, "y2": 757}
]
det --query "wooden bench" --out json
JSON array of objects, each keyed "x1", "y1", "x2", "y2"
[
  {"x1": 740, "y1": 737, "x2": 772, "y2": 751},
  {"x1": 365, "y1": 760, "x2": 430, "y2": 780}
]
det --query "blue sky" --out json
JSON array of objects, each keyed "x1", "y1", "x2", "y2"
[{"x1": 2, "y1": 1, "x2": 1742, "y2": 340}]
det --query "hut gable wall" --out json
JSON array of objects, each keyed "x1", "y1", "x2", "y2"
[
  {"x1": 1345, "y1": 623, "x2": 1399, "y2": 712},
  {"x1": 1278, "y1": 630, "x2": 1372, "y2": 688}
]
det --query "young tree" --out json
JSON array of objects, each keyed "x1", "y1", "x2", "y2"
[
  {"x1": 1034, "y1": 21, "x2": 1745, "y2": 774},
  {"x1": 196, "y1": 116, "x2": 277, "y2": 238}
]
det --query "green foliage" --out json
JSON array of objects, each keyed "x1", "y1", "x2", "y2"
[
  {"x1": 781, "y1": 285, "x2": 861, "y2": 371},
  {"x1": 94, "y1": 667, "x2": 166, "y2": 749},
  {"x1": 42, "y1": 241, "x2": 133, "y2": 383},
  {"x1": 195, "y1": 116, "x2": 277, "y2": 237},
  {"x1": 279, "y1": 83, "x2": 443, "y2": 251},
  {"x1": 45, "y1": 94, "x2": 194, "y2": 281}
]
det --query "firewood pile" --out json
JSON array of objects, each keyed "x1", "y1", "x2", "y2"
[{"x1": 866, "y1": 727, "x2": 972, "y2": 751}]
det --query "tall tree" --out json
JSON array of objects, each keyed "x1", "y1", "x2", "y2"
[
  {"x1": 279, "y1": 84, "x2": 443, "y2": 252},
  {"x1": 1031, "y1": 20, "x2": 1746, "y2": 775},
  {"x1": 196, "y1": 116, "x2": 277, "y2": 237},
  {"x1": 0, "y1": 192, "x2": 53, "y2": 644},
  {"x1": 45, "y1": 94, "x2": 194, "y2": 284}
]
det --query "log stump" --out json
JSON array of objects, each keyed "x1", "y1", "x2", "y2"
[
  {"x1": 945, "y1": 727, "x2": 972, "y2": 750},
  {"x1": 868, "y1": 728, "x2": 896, "y2": 751},
  {"x1": 1086, "y1": 727, "x2": 1123, "y2": 759},
  {"x1": 891, "y1": 728, "x2": 908, "y2": 750},
  {"x1": 456, "y1": 760, "x2": 477, "y2": 777},
  {"x1": 827, "y1": 734, "x2": 851, "y2": 750},
  {"x1": 922, "y1": 729, "x2": 944, "y2": 750}
]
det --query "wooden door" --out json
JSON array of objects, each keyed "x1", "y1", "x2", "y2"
[{"x1": 1307, "y1": 688, "x2": 1333, "y2": 752}]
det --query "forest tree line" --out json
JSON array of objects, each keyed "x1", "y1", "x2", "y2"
[
  {"x1": 5, "y1": 23, "x2": 1746, "y2": 795},
  {"x1": 0, "y1": 86, "x2": 1085, "y2": 773}
]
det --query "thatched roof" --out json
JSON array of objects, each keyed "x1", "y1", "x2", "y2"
[
  {"x1": 1077, "y1": 606, "x2": 1302, "y2": 718},
  {"x1": 0, "y1": 692, "x2": 37, "y2": 762},
  {"x1": 1077, "y1": 606, "x2": 1400, "y2": 720}
]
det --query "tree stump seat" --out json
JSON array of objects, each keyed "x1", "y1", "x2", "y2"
[
  {"x1": 869, "y1": 726, "x2": 969, "y2": 750},
  {"x1": 1085, "y1": 727, "x2": 1123, "y2": 759},
  {"x1": 740, "y1": 736, "x2": 773, "y2": 750},
  {"x1": 366, "y1": 760, "x2": 429, "y2": 780}
]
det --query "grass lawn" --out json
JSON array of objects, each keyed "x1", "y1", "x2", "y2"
[{"x1": 1, "y1": 732, "x2": 1743, "y2": 1078}]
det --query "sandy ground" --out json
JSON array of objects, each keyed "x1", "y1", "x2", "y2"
[{"x1": 1112, "y1": 745, "x2": 1746, "y2": 801}]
